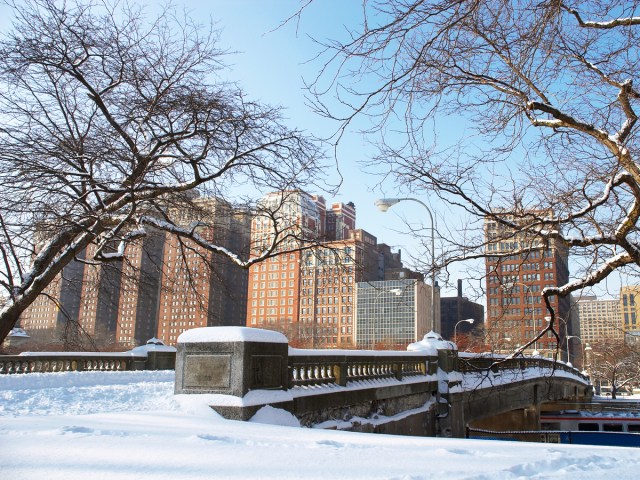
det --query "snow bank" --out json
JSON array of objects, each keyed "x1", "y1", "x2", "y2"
[{"x1": 249, "y1": 405, "x2": 301, "y2": 427}]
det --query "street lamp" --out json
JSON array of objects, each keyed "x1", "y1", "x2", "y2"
[
  {"x1": 454, "y1": 318, "x2": 474, "y2": 346},
  {"x1": 375, "y1": 197, "x2": 437, "y2": 332}
]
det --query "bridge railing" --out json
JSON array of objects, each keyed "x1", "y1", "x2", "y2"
[
  {"x1": 0, "y1": 349, "x2": 175, "y2": 374},
  {"x1": 287, "y1": 350, "x2": 436, "y2": 388},
  {"x1": 458, "y1": 353, "x2": 590, "y2": 382}
]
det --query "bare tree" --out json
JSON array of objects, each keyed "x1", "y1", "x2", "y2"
[
  {"x1": 308, "y1": 0, "x2": 640, "y2": 349},
  {"x1": 587, "y1": 340, "x2": 640, "y2": 398},
  {"x1": 0, "y1": 0, "x2": 325, "y2": 344}
]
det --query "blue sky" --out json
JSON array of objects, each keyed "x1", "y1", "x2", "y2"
[
  {"x1": 186, "y1": 0, "x2": 473, "y2": 297},
  {"x1": 1, "y1": 0, "x2": 623, "y2": 300},
  {"x1": 0, "y1": 0, "x2": 469, "y2": 296},
  {"x1": 192, "y1": 0, "x2": 629, "y2": 301}
]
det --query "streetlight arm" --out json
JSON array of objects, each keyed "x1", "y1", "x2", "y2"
[{"x1": 375, "y1": 197, "x2": 437, "y2": 332}]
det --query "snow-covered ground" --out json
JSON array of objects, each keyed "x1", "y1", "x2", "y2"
[{"x1": 1, "y1": 370, "x2": 640, "y2": 479}]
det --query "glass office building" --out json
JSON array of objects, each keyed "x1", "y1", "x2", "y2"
[{"x1": 355, "y1": 279, "x2": 433, "y2": 349}]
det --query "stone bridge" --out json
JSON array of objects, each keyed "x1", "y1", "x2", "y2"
[{"x1": 175, "y1": 327, "x2": 592, "y2": 437}]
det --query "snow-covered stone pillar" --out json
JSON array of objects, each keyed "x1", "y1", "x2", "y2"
[
  {"x1": 174, "y1": 327, "x2": 289, "y2": 397},
  {"x1": 407, "y1": 331, "x2": 462, "y2": 437}
]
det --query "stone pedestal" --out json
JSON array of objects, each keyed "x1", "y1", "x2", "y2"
[{"x1": 175, "y1": 327, "x2": 289, "y2": 397}]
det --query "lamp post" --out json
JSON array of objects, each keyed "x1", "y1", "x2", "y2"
[
  {"x1": 566, "y1": 335, "x2": 582, "y2": 368},
  {"x1": 375, "y1": 197, "x2": 437, "y2": 332},
  {"x1": 454, "y1": 318, "x2": 474, "y2": 346}
]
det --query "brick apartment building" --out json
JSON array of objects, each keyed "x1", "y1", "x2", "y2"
[
  {"x1": 246, "y1": 190, "x2": 428, "y2": 348},
  {"x1": 20, "y1": 197, "x2": 251, "y2": 347},
  {"x1": 484, "y1": 211, "x2": 571, "y2": 358}
]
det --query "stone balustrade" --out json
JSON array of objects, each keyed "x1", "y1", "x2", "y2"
[
  {"x1": 0, "y1": 355, "x2": 135, "y2": 374},
  {"x1": 0, "y1": 348, "x2": 175, "y2": 374},
  {"x1": 288, "y1": 352, "x2": 433, "y2": 388},
  {"x1": 459, "y1": 353, "x2": 590, "y2": 382}
]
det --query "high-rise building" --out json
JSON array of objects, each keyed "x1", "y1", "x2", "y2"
[
  {"x1": 246, "y1": 191, "x2": 430, "y2": 348},
  {"x1": 355, "y1": 278, "x2": 434, "y2": 349},
  {"x1": 20, "y1": 197, "x2": 250, "y2": 348},
  {"x1": 484, "y1": 211, "x2": 570, "y2": 357},
  {"x1": 246, "y1": 190, "x2": 325, "y2": 336},
  {"x1": 620, "y1": 286, "x2": 640, "y2": 343},
  {"x1": 247, "y1": 228, "x2": 384, "y2": 348},
  {"x1": 574, "y1": 295, "x2": 623, "y2": 344},
  {"x1": 326, "y1": 201, "x2": 356, "y2": 241},
  {"x1": 155, "y1": 199, "x2": 251, "y2": 346}
]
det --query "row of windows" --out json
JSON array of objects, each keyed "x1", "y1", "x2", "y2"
[{"x1": 251, "y1": 308, "x2": 295, "y2": 315}]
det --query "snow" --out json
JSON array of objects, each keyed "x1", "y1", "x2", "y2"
[
  {"x1": 289, "y1": 347, "x2": 427, "y2": 357},
  {"x1": 7, "y1": 327, "x2": 29, "y2": 338},
  {"x1": 2, "y1": 370, "x2": 640, "y2": 479},
  {"x1": 128, "y1": 338, "x2": 176, "y2": 354},
  {"x1": 177, "y1": 326, "x2": 288, "y2": 344},
  {"x1": 406, "y1": 331, "x2": 455, "y2": 355}
]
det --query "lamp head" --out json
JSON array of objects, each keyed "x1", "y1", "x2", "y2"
[{"x1": 374, "y1": 198, "x2": 401, "y2": 212}]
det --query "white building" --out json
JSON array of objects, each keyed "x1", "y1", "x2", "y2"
[{"x1": 575, "y1": 295, "x2": 623, "y2": 343}]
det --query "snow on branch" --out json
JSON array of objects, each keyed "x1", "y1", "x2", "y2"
[
  {"x1": 544, "y1": 251, "x2": 634, "y2": 299},
  {"x1": 139, "y1": 215, "x2": 247, "y2": 266},
  {"x1": 566, "y1": 7, "x2": 640, "y2": 29},
  {"x1": 93, "y1": 229, "x2": 148, "y2": 261},
  {"x1": 526, "y1": 101, "x2": 610, "y2": 140}
]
